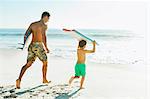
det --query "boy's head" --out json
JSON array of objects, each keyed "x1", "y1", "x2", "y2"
[{"x1": 79, "y1": 40, "x2": 87, "y2": 48}]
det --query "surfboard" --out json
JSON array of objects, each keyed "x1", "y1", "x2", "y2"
[
  {"x1": 17, "y1": 31, "x2": 32, "y2": 50},
  {"x1": 62, "y1": 28, "x2": 99, "y2": 45}
]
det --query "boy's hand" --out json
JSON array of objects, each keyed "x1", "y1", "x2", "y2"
[
  {"x1": 93, "y1": 40, "x2": 96, "y2": 45},
  {"x1": 84, "y1": 40, "x2": 96, "y2": 53}
]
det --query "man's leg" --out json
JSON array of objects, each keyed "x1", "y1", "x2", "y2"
[
  {"x1": 80, "y1": 76, "x2": 85, "y2": 89},
  {"x1": 16, "y1": 61, "x2": 34, "y2": 89},
  {"x1": 36, "y1": 43, "x2": 49, "y2": 83},
  {"x1": 42, "y1": 61, "x2": 49, "y2": 83}
]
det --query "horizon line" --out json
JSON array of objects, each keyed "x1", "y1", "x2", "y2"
[{"x1": 0, "y1": 28, "x2": 131, "y2": 31}]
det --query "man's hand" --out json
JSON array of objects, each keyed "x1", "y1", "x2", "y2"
[
  {"x1": 46, "y1": 47, "x2": 49, "y2": 53},
  {"x1": 24, "y1": 36, "x2": 26, "y2": 44}
]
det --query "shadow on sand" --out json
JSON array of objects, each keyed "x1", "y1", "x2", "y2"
[{"x1": 55, "y1": 88, "x2": 80, "y2": 99}]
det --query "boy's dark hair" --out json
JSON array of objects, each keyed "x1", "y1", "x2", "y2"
[
  {"x1": 41, "y1": 11, "x2": 50, "y2": 18},
  {"x1": 79, "y1": 40, "x2": 87, "y2": 48}
]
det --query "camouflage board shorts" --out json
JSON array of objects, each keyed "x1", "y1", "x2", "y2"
[{"x1": 27, "y1": 42, "x2": 47, "y2": 62}]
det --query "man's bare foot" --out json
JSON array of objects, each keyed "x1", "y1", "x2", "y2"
[
  {"x1": 16, "y1": 79, "x2": 21, "y2": 89},
  {"x1": 79, "y1": 87, "x2": 84, "y2": 90},
  {"x1": 43, "y1": 79, "x2": 51, "y2": 84}
]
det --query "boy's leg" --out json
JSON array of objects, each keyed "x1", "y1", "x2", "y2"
[
  {"x1": 80, "y1": 76, "x2": 85, "y2": 89},
  {"x1": 69, "y1": 76, "x2": 75, "y2": 85},
  {"x1": 69, "y1": 64, "x2": 80, "y2": 85},
  {"x1": 79, "y1": 64, "x2": 86, "y2": 89},
  {"x1": 69, "y1": 76, "x2": 79, "y2": 85},
  {"x1": 16, "y1": 61, "x2": 34, "y2": 89}
]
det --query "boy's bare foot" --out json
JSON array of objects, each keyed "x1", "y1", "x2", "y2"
[
  {"x1": 69, "y1": 77, "x2": 74, "y2": 86},
  {"x1": 69, "y1": 79, "x2": 72, "y2": 85},
  {"x1": 16, "y1": 79, "x2": 21, "y2": 89}
]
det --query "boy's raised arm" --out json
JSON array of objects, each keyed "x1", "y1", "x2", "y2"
[{"x1": 84, "y1": 41, "x2": 96, "y2": 53}]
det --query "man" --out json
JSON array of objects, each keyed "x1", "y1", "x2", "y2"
[{"x1": 16, "y1": 12, "x2": 50, "y2": 89}]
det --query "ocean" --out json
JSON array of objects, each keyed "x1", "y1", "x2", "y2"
[{"x1": 0, "y1": 29, "x2": 146, "y2": 65}]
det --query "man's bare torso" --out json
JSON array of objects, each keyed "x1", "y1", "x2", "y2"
[{"x1": 30, "y1": 21, "x2": 47, "y2": 43}]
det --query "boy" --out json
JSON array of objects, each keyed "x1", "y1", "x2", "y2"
[{"x1": 69, "y1": 40, "x2": 96, "y2": 89}]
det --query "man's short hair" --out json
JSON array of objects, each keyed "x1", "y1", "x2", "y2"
[
  {"x1": 79, "y1": 40, "x2": 87, "y2": 48},
  {"x1": 41, "y1": 11, "x2": 50, "y2": 18}
]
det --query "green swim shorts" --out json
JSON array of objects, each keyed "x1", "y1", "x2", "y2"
[{"x1": 75, "y1": 63, "x2": 86, "y2": 77}]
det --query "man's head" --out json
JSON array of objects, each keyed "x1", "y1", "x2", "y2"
[
  {"x1": 79, "y1": 40, "x2": 87, "y2": 49},
  {"x1": 41, "y1": 11, "x2": 50, "y2": 23}
]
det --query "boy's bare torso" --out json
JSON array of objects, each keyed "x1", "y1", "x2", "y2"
[
  {"x1": 30, "y1": 21, "x2": 47, "y2": 43},
  {"x1": 77, "y1": 49, "x2": 86, "y2": 64},
  {"x1": 77, "y1": 41, "x2": 96, "y2": 64}
]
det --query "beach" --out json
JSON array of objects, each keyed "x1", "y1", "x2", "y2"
[
  {"x1": 0, "y1": 48, "x2": 147, "y2": 99},
  {"x1": 0, "y1": 0, "x2": 149, "y2": 98},
  {"x1": 0, "y1": 29, "x2": 148, "y2": 99}
]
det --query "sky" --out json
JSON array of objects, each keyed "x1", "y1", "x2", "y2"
[{"x1": 0, "y1": 0, "x2": 148, "y2": 34}]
